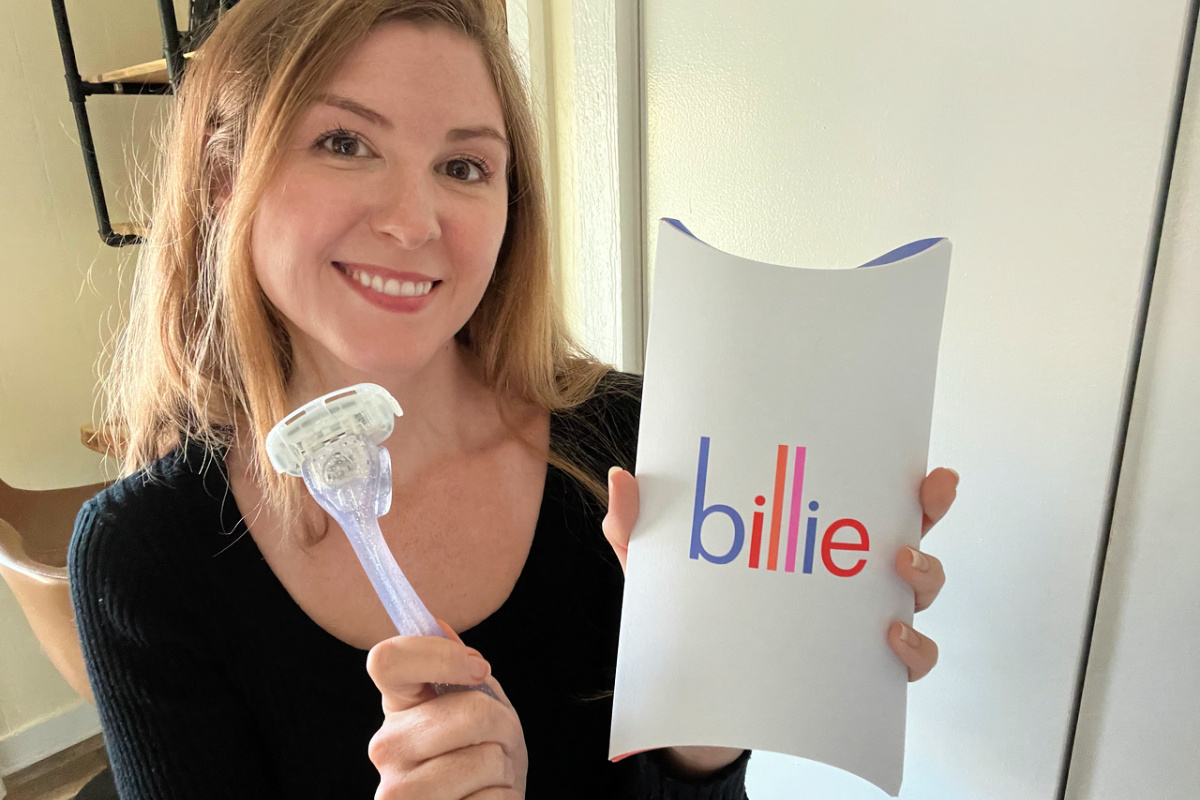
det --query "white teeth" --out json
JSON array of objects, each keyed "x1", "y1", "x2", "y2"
[{"x1": 342, "y1": 264, "x2": 435, "y2": 298}]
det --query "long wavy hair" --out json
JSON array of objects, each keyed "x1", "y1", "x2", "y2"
[{"x1": 102, "y1": 0, "x2": 619, "y2": 542}]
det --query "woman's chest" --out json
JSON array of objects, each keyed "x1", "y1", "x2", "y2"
[{"x1": 235, "y1": 447, "x2": 548, "y2": 650}]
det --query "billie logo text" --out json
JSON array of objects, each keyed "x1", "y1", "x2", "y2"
[{"x1": 691, "y1": 436, "x2": 869, "y2": 577}]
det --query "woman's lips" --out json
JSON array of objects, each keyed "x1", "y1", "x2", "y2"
[
  {"x1": 335, "y1": 261, "x2": 438, "y2": 285},
  {"x1": 333, "y1": 261, "x2": 440, "y2": 313}
]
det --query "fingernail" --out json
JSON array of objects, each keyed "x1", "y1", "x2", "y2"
[
  {"x1": 908, "y1": 546, "x2": 930, "y2": 572},
  {"x1": 468, "y1": 655, "x2": 490, "y2": 681},
  {"x1": 899, "y1": 623, "x2": 919, "y2": 648},
  {"x1": 946, "y1": 468, "x2": 960, "y2": 484},
  {"x1": 608, "y1": 466, "x2": 621, "y2": 484}
]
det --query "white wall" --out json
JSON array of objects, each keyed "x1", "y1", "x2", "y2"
[
  {"x1": 1064, "y1": 11, "x2": 1200, "y2": 799},
  {"x1": 639, "y1": 1, "x2": 1194, "y2": 797}
]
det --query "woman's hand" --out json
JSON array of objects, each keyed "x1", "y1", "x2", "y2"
[
  {"x1": 888, "y1": 467, "x2": 957, "y2": 681},
  {"x1": 366, "y1": 620, "x2": 528, "y2": 799},
  {"x1": 601, "y1": 465, "x2": 959, "y2": 776}
]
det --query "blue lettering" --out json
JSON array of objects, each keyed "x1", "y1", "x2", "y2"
[{"x1": 691, "y1": 436, "x2": 745, "y2": 564}]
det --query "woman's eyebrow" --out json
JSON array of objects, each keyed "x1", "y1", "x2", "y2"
[
  {"x1": 316, "y1": 93, "x2": 507, "y2": 148},
  {"x1": 317, "y1": 93, "x2": 393, "y2": 130},
  {"x1": 447, "y1": 126, "x2": 509, "y2": 148}
]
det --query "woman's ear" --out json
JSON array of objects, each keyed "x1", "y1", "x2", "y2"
[
  {"x1": 214, "y1": 187, "x2": 230, "y2": 218},
  {"x1": 208, "y1": 166, "x2": 236, "y2": 224},
  {"x1": 203, "y1": 123, "x2": 235, "y2": 219}
]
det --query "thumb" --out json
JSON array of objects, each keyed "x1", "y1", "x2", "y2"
[{"x1": 602, "y1": 467, "x2": 639, "y2": 573}]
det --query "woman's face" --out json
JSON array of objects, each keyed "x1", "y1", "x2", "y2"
[{"x1": 251, "y1": 21, "x2": 509, "y2": 379}]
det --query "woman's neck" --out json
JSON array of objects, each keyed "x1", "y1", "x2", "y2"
[{"x1": 284, "y1": 339, "x2": 508, "y2": 476}]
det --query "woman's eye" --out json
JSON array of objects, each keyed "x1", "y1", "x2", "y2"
[
  {"x1": 444, "y1": 158, "x2": 487, "y2": 182},
  {"x1": 316, "y1": 130, "x2": 370, "y2": 158}
]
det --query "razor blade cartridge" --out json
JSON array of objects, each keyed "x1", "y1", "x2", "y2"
[{"x1": 265, "y1": 383, "x2": 403, "y2": 476}]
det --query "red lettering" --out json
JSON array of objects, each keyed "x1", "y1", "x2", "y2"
[{"x1": 820, "y1": 518, "x2": 869, "y2": 577}]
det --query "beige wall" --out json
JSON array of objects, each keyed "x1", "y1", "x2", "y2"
[
  {"x1": 0, "y1": 0, "x2": 176, "y2": 492},
  {"x1": 0, "y1": 0, "x2": 183, "y2": 766}
]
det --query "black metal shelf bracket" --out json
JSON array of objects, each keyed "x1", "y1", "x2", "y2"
[
  {"x1": 50, "y1": 0, "x2": 155, "y2": 246},
  {"x1": 156, "y1": 0, "x2": 186, "y2": 91},
  {"x1": 48, "y1": 1, "x2": 237, "y2": 247}
]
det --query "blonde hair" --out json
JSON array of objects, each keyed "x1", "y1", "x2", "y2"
[{"x1": 103, "y1": 0, "x2": 617, "y2": 542}]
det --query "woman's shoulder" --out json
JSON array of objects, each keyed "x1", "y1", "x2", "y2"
[
  {"x1": 592, "y1": 369, "x2": 643, "y2": 406},
  {"x1": 82, "y1": 443, "x2": 224, "y2": 527},
  {"x1": 69, "y1": 444, "x2": 231, "y2": 686},
  {"x1": 555, "y1": 369, "x2": 641, "y2": 432},
  {"x1": 563, "y1": 369, "x2": 642, "y2": 423},
  {"x1": 69, "y1": 442, "x2": 228, "y2": 580},
  {"x1": 551, "y1": 369, "x2": 643, "y2": 478}
]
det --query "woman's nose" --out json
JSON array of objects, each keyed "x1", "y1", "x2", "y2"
[{"x1": 370, "y1": 171, "x2": 441, "y2": 249}]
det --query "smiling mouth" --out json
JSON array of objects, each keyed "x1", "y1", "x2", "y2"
[{"x1": 333, "y1": 262, "x2": 440, "y2": 298}]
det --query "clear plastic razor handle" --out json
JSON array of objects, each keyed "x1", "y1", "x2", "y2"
[{"x1": 297, "y1": 434, "x2": 497, "y2": 701}]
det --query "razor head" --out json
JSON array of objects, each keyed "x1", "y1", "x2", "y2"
[{"x1": 265, "y1": 383, "x2": 403, "y2": 476}]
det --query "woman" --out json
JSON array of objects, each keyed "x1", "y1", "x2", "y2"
[{"x1": 69, "y1": 1, "x2": 956, "y2": 797}]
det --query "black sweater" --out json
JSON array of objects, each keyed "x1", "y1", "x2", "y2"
[{"x1": 69, "y1": 374, "x2": 751, "y2": 799}]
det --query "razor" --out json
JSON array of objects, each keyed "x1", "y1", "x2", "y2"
[{"x1": 266, "y1": 383, "x2": 496, "y2": 700}]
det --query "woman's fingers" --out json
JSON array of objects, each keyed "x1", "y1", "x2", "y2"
[
  {"x1": 366, "y1": 626, "x2": 492, "y2": 714},
  {"x1": 895, "y1": 546, "x2": 946, "y2": 612},
  {"x1": 370, "y1": 684, "x2": 526, "y2": 798},
  {"x1": 375, "y1": 741, "x2": 518, "y2": 800},
  {"x1": 920, "y1": 467, "x2": 959, "y2": 537},
  {"x1": 379, "y1": 688, "x2": 524, "y2": 768},
  {"x1": 371, "y1": 693, "x2": 523, "y2": 800},
  {"x1": 601, "y1": 467, "x2": 640, "y2": 573},
  {"x1": 887, "y1": 622, "x2": 939, "y2": 681},
  {"x1": 366, "y1": 621, "x2": 529, "y2": 798}
]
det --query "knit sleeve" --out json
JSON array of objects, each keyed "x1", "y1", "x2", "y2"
[
  {"x1": 69, "y1": 488, "x2": 283, "y2": 800},
  {"x1": 636, "y1": 748, "x2": 752, "y2": 799}
]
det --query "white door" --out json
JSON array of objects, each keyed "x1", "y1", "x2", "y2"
[
  {"x1": 1063, "y1": 10, "x2": 1200, "y2": 799},
  {"x1": 637, "y1": 1, "x2": 1195, "y2": 797}
]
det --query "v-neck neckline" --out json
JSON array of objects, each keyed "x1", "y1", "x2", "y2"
[{"x1": 198, "y1": 409, "x2": 565, "y2": 652}]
